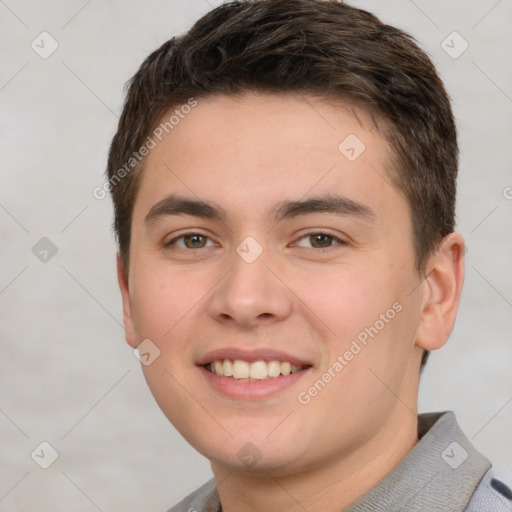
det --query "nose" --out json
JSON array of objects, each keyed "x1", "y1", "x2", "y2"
[{"x1": 207, "y1": 245, "x2": 293, "y2": 330}]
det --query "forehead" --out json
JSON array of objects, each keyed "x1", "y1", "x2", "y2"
[
  {"x1": 132, "y1": 92, "x2": 403, "y2": 225},
  {"x1": 148, "y1": 92, "x2": 384, "y2": 161}
]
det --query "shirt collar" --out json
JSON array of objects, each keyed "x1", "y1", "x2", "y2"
[
  {"x1": 194, "y1": 411, "x2": 490, "y2": 512},
  {"x1": 346, "y1": 411, "x2": 491, "y2": 511}
]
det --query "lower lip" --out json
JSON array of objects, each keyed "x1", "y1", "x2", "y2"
[{"x1": 198, "y1": 365, "x2": 311, "y2": 399}]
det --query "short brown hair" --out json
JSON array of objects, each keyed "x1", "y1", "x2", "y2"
[{"x1": 107, "y1": 0, "x2": 459, "y2": 368}]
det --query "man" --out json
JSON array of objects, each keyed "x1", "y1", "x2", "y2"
[{"x1": 106, "y1": 0, "x2": 511, "y2": 510}]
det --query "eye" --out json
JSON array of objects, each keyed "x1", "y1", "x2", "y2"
[
  {"x1": 293, "y1": 232, "x2": 346, "y2": 250},
  {"x1": 166, "y1": 232, "x2": 215, "y2": 249}
]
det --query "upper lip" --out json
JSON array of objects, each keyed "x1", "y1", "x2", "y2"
[{"x1": 196, "y1": 348, "x2": 313, "y2": 367}]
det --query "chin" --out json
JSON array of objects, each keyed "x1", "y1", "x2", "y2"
[{"x1": 202, "y1": 434, "x2": 310, "y2": 474}]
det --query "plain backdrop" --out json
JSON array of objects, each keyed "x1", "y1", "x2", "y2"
[{"x1": 1, "y1": 1, "x2": 511, "y2": 511}]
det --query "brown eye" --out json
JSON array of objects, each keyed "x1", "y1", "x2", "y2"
[
  {"x1": 310, "y1": 233, "x2": 335, "y2": 248},
  {"x1": 180, "y1": 234, "x2": 207, "y2": 248},
  {"x1": 167, "y1": 233, "x2": 214, "y2": 249},
  {"x1": 293, "y1": 232, "x2": 346, "y2": 250},
  {"x1": 183, "y1": 234, "x2": 207, "y2": 248}
]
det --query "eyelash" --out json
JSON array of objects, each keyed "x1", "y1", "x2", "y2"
[{"x1": 165, "y1": 230, "x2": 347, "y2": 251}]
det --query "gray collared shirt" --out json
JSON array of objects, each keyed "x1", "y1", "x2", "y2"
[{"x1": 167, "y1": 411, "x2": 510, "y2": 512}]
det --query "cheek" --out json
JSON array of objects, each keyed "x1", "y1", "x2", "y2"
[
  {"x1": 131, "y1": 269, "x2": 206, "y2": 436},
  {"x1": 301, "y1": 260, "x2": 418, "y2": 378},
  {"x1": 140, "y1": 356, "x2": 206, "y2": 451},
  {"x1": 295, "y1": 264, "x2": 394, "y2": 341},
  {"x1": 130, "y1": 264, "x2": 204, "y2": 342}
]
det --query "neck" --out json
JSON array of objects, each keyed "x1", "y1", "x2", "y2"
[{"x1": 211, "y1": 408, "x2": 418, "y2": 512}]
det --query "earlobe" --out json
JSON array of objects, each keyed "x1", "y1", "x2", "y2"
[
  {"x1": 116, "y1": 254, "x2": 138, "y2": 348},
  {"x1": 415, "y1": 233, "x2": 465, "y2": 351}
]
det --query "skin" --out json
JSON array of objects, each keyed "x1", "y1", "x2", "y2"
[{"x1": 117, "y1": 92, "x2": 465, "y2": 512}]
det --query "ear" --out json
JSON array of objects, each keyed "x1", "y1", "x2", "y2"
[
  {"x1": 415, "y1": 233, "x2": 465, "y2": 351},
  {"x1": 116, "y1": 254, "x2": 138, "y2": 348}
]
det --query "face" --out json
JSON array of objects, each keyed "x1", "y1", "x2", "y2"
[{"x1": 119, "y1": 92, "x2": 429, "y2": 475}]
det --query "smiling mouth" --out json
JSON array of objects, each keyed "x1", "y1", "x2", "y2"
[{"x1": 204, "y1": 359, "x2": 311, "y2": 381}]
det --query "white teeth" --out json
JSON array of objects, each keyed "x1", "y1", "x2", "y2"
[
  {"x1": 213, "y1": 360, "x2": 223, "y2": 375},
  {"x1": 267, "y1": 360, "x2": 281, "y2": 378},
  {"x1": 233, "y1": 360, "x2": 250, "y2": 379},
  {"x1": 222, "y1": 359, "x2": 234, "y2": 377},
  {"x1": 207, "y1": 359, "x2": 307, "y2": 380},
  {"x1": 249, "y1": 361, "x2": 267, "y2": 380}
]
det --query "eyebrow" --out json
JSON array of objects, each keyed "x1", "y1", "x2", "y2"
[
  {"x1": 144, "y1": 194, "x2": 375, "y2": 225},
  {"x1": 272, "y1": 195, "x2": 375, "y2": 223}
]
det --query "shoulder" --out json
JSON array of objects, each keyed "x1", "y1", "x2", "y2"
[{"x1": 165, "y1": 478, "x2": 220, "y2": 512}]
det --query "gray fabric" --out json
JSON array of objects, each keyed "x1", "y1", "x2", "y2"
[
  {"x1": 166, "y1": 411, "x2": 497, "y2": 512},
  {"x1": 465, "y1": 469, "x2": 512, "y2": 511},
  {"x1": 167, "y1": 478, "x2": 219, "y2": 512},
  {"x1": 345, "y1": 411, "x2": 490, "y2": 511}
]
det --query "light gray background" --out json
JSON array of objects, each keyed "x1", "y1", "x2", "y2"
[{"x1": 1, "y1": 1, "x2": 511, "y2": 510}]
